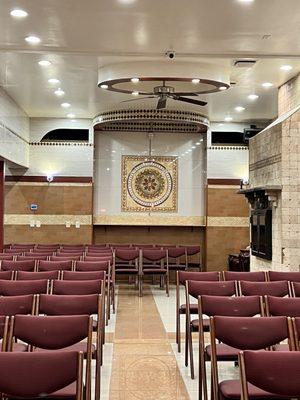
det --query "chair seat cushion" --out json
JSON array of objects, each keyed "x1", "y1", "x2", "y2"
[
  {"x1": 205, "y1": 344, "x2": 239, "y2": 361},
  {"x1": 50, "y1": 381, "x2": 77, "y2": 398},
  {"x1": 190, "y1": 318, "x2": 210, "y2": 332},
  {"x1": 35, "y1": 343, "x2": 96, "y2": 357},
  {"x1": 219, "y1": 379, "x2": 286, "y2": 399},
  {"x1": 115, "y1": 269, "x2": 139, "y2": 274},
  {"x1": 142, "y1": 268, "x2": 167, "y2": 274},
  {"x1": 12, "y1": 342, "x2": 28, "y2": 352},
  {"x1": 179, "y1": 303, "x2": 198, "y2": 314}
]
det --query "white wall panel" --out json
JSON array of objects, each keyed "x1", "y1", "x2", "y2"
[{"x1": 207, "y1": 146, "x2": 249, "y2": 180}]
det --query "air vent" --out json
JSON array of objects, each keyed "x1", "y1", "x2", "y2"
[{"x1": 234, "y1": 60, "x2": 257, "y2": 68}]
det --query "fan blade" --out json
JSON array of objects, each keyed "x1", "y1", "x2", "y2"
[
  {"x1": 157, "y1": 96, "x2": 167, "y2": 109},
  {"x1": 120, "y1": 96, "x2": 157, "y2": 103},
  {"x1": 174, "y1": 92, "x2": 199, "y2": 97},
  {"x1": 171, "y1": 95, "x2": 207, "y2": 106}
]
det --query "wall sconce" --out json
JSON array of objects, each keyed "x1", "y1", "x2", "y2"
[{"x1": 46, "y1": 174, "x2": 54, "y2": 183}]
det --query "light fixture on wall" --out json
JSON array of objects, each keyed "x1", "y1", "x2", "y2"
[{"x1": 46, "y1": 174, "x2": 54, "y2": 183}]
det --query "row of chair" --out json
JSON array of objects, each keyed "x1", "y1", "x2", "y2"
[{"x1": 0, "y1": 293, "x2": 104, "y2": 400}]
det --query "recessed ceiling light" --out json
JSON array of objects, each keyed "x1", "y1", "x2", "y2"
[
  {"x1": 100, "y1": 84, "x2": 108, "y2": 89},
  {"x1": 238, "y1": 0, "x2": 254, "y2": 2},
  {"x1": 192, "y1": 78, "x2": 200, "y2": 84},
  {"x1": 225, "y1": 117, "x2": 233, "y2": 122},
  {"x1": 10, "y1": 9, "x2": 28, "y2": 17},
  {"x1": 38, "y1": 60, "x2": 51, "y2": 67},
  {"x1": 132, "y1": 91, "x2": 139, "y2": 96},
  {"x1": 196, "y1": 142, "x2": 201, "y2": 146},
  {"x1": 219, "y1": 86, "x2": 227, "y2": 91},
  {"x1": 54, "y1": 89, "x2": 65, "y2": 96},
  {"x1": 25, "y1": 35, "x2": 41, "y2": 44},
  {"x1": 235, "y1": 106, "x2": 245, "y2": 112},
  {"x1": 248, "y1": 94, "x2": 259, "y2": 100},
  {"x1": 67, "y1": 113, "x2": 75, "y2": 118},
  {"x1": 61, "y1": 103, "x2": 71, "y2": 108},
  {"x1": 131, "y1": 78, "x2": 140, "y2": 83},
  {"x1": 262, "y1": 82, "x2": 273, "y2": 88},
  {"x1": 280, "y1": 65, "x2": 293, "y2": 71},
  {"x1": 192, "y1": 146, "x2": 196, "y2": 149},
  {"x1": 48, "y1": 78, "x2": 60, "y2": 84}
]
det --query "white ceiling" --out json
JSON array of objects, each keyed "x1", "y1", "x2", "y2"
[{"x1": 0, "y1": 0, "x2": 300, "y2": 121}]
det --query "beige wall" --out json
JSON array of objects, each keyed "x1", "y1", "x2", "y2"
[
  {"x1": 4, "y1": 181, "x2": 93, "y2": 245},
  {"x1": 205, "y1": 183, "x2": 250, "y2": 271}
]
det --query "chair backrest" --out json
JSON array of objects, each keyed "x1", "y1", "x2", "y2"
[
  {"x1": 25, "y1": 251, "x2": 53, "y2": 257},
  {"x1": 200, "y1": 295, "x2": 263, "y2": 317},
  {"x1": 11, "y1": 244, "x2": 35, "y2": 249},
  {"x1": 38, "y1": 260, "x2": 73, "y2": 271},
  {"x1": 0, "y1": 280, "x2": 49, "y2": 296},
  {"x1": 265, "y1": 295, "x2": 300, "y2": 317},
  {"x1": 86, "y1": 245, "x2": 108, "y2": 251},
  {"x1": 60, "y1": 245, "x2": 85, "y2": 250},
  {"x1": 185, "y1": 246, "x2": 200, "y2": 256},
  {"x1": 268, "y1": 271, "x2": 300, "y2": 282},
  {"x1": 56, "y1": 252, "x2": 83, "y2": 257},
  {"x1": 115, "y1": 249, "x2": 139, "y2": 261},
  {"x1": 291, "y1": 282, "x2": 300, "y2": 297},
  {"x1": 38, "y1": 294, "x2": 100, "y2": 316},
  {"x1": 141, "y1": 249, "x2": 167, "y2": 262},
  {"x1": 134, "y1": 244, "x2": 155, "y2": 249},
  {"x1": 0, "y1": 295, "x2": 35, "y2": 315},
  {"x1": 0, "y1": 255, "x2": 14, "y2": 261},
  {"x1": 4, "y1": 249, "x2": 23, "y2": 255},
  {"x1": 51, "y1": 255, "x2": 81, "y2": 262},
  {"x1": 35, "y1": 244, "x2": 60, "y2": 249},
  {"x1": 16, "y1": 270, "x2": 60, "y2": 281},
  {"x1": 178, "y1": 271, "x2": 220, "y2": 285},
  {"x1": 240, "y1": 280, "x2": 290, "y2": 297},
  {"x1": 84, "y1": 255, "x2": 113, "y2": 262},
  {"x1": 10, "y1": 315, "x2": 92, "y2": 350},
  {"x1": 211, "y1": 316, "x2": 292, "y2": 351},
  {"x1": 1, "y1": 260, "x2": 35, "y2": 272},
  {"x1": 85, "y1": 252, "x2": 112, "y2": 257},
  {"x1": 0, "y1": 271, "x2": 13, "y2": 280},
  {"x1": 52, "y1": 279, "x2": 103, "y2": 295},
  {"x1": 165, "y1": 247, "x2": 186, "y2": 259},
  {"x1": 62, "y1": 271, "x2": 105, "y2": 281},
  {"x1": 17, "y1": 255, "x2": 48, "y2": 261},
  {"x1": 75, "y1": 261, "x2": 109, "y2": 272},
  {"x1": 187, "y1": 280, "x2": 237, "y2": 299},
  {"x1": 223, "y1": 271, "x2": 266, "y2": 282},
  {"x1": 240, "y1": 351, "x2": 300, "y2": 398},
  {"x1": 0, "y1": 351, "x2": 83, "y2": 399}
]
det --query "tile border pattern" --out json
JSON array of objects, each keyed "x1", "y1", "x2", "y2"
[
  {"x1": 4, "y1": 214, "x2": 92, "y2": 225},
  {"x1": 249, "y1": 154, "x2": 281, "y2": 171}
]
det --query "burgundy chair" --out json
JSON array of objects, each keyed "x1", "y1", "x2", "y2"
[
  {"x1": 37, "y1": 294, "x2": 103, "y2": 399},
  {"x1": 75, "y1": 260, "x2": 113, "y2": 320},
  {"x1": 51, "y1": 255, "x2": 81, "y2": 262},
  {"x1": 239, "y1": 280, "x2": 290, "y2": 297},
  {"x1": 0, "y1": 255, "x2": 14, "y2": 261},
  {"x1": 291, "y1": 282, "x2": 300, "y2": 297},
  {"x1": 240, "y1": 351, "x2": 300, "y2": 400},
  {"x1": 185, "y1": 245, "x2": 201, "y2": 270},
  {"x1": 9, "y1": 315, "x2": 92, "y2": 400},
  {"x1": 223, "y1": 271, "x2": 266, "y2": 283},
  {"x1": 25, "y1": 251, "x2": 53, "y2": 257},
  {"x1": 0, "y1": 271, "x2": 13, "y2": 280},
  {"x1": 210, "y1": 316, "x2": 293, "y2": 400},
  {"x1": 17, "y1": 255, "x2": 48, "y2": 261},
  {"x1": 0, "y1": 316, "x2": 9, "y2": 351},
  {"x1": 35, "y1": 244, "x2": 60, "y2": 249},
  {"x1": 16, "y1": 270, "x2": 60, "y2": 281},
  {"x1": 62, "y1": 271, "x2": 105, "y2": 281},
  {"x1": 0, "y1": 295, "x2": 35, "y2": 316},
  {"x1": 134, "y1": 244, "x2": 155, "y2": 249},
  {"x1": 109, "y1": 244, "x2": 131, "y2": 248},
  {"x1": 38, "y1": 260, "x2": 73, "y2": 272},
  {"x1": 198, "y1": 295, "x2": 263, "y2": 399},
  {"x1": 4, "y1": 249, "x2": 23, "y2": 255},
  {"x1": 266, "y1": 295, "x2": 300, "y2": 317},
  {"x1": 176, "y1": 271, "x2": 220, "y2": 353},
  {"x1": 86, "y1": 245, "x2": 108, "y2": 251},
  {"x1": 51, "y1": 279, "x2": 104, "y2": 296},
  {"x1": 165, "y1": 247, "x2": 187, "y2": 272},
  {"x1": 60, "y1": 245, "x2": 85, "y2": 250},
  {"x1": 85, "y1": 252, "x2": 112, "y2": 258},
  {"x1": 268, "y1": 271, "x2": 300, "y2": 282},
  {"x1": 114, "y1": 248, "x2": 140, "y2": 293},
  {"x1": 185, "y1": 280, "x2": 237, "y2": 379},
  {"x1": 0, "y1": 279, "x2": 49, "y2": 296},
  {"x1": 0, "y1": 351, "x2": 84, "y2": 400},
  {"x1": 11, "y1": 244, "x2": 35, "y2": 249},
  {"x1": 140, "y1": 249, "x2": 169, "y2": 297},
  {"x1": 1, "y1": 260, "x2": 35, "y2": 272}
]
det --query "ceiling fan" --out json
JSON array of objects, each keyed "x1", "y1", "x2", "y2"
[{"x1": 120, "y1": 80, "x2": 207, "y2": 110}]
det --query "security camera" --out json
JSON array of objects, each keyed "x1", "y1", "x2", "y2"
[{"x1": 165, "y1": 51, "x2": 176, "y2": 59}]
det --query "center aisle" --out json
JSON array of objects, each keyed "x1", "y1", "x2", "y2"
[{"x1": 108, "y1": 284, "x2": 190, "y2": 399}]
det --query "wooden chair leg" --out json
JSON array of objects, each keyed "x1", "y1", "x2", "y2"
[
  {"x1": 166, "y1": 273, "x2": 169, "y2": 297},
  {"x1": 185, "y1": 321, "x2": 189, "y2": 367},
  {"x1": 189, "y1": 327, "x2": 195, "y2": 379}
]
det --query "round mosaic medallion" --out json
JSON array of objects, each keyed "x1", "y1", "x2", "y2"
[{"x1": 127, "y1": 161, "x2": 173, "y2": 207}]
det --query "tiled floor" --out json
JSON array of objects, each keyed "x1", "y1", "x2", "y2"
[{"x1": 100, "y1": 284, "x2": 239, "y2": 400}]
